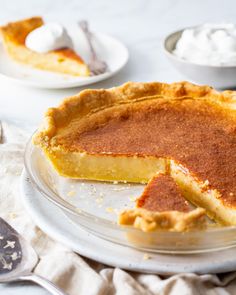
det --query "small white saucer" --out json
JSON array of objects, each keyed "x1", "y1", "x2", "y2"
[
  {"x1": 0, "y1": 28, "x2": 128, "y2": 89},
  {"x1": 20, "y1": 170, "x2": 236, "y2": 275}
]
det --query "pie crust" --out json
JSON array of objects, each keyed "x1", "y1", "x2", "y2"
[
  {"x1": 118, "y1": 208, "x2": 206, "y2": 232},
  {"x1": 33, "y1": 81, "x2": 236, "y2": 228}
]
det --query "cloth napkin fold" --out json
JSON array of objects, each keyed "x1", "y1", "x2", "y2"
[{"x1": 1, "y1": 121, "x2": 236, "y2": 295}]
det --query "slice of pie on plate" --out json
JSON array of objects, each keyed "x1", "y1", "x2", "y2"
[
  {"x1": 33, "y1": 81, "x2": 236, "y2": 228},
  {"x1": 0, "y1": 17, "x2": 89, "y2": 76}
]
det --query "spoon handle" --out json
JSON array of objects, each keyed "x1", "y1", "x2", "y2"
[{"x1": 19, "y1": 273, "x2": 68, "y2": 295}]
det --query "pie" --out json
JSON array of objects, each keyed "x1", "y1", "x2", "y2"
[
  {"x1": 119, "y1": 173, "x2": 206, "y2": 232},
  {"x1": 0, "y1": 17, "x2": 89, "y2": 76},
  {"x1": 33, "y1": 81, "x2": 236, "y2": 229}
]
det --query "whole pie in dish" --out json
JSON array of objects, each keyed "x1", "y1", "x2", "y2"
[
  {"x1": 33, "y1": 81, "x2": 236, "y2": 229},
  {"x1": 0, "y1": 17, "x2": 89, "y2": 76}
]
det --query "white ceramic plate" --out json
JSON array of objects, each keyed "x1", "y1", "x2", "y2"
[
  {"x1": 0, "y1": 26, "x2": 129, "y2": 89},
  {"x1": 20, "y1": 170, "x2": 236, "y2": 274}
]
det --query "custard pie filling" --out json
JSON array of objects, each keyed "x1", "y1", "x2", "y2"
[{"x1": 33, "y1": 81, "x2": 236, "y2": 229}]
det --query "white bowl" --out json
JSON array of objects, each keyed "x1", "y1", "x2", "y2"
[{"x1": 164, "y1": 28, "x2": 236, "y2": 89}]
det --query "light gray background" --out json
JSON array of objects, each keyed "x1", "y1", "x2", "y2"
[{"x1": 0, "y1": 0, "x2": 236, "y2": 294}]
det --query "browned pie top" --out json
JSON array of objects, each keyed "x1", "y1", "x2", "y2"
[
  {"x1": 54, "y1": 97, "x2": 236, "y2": 207},
  {"x1": 136, "y1": 174, "x2": 190, "y2": 212}
]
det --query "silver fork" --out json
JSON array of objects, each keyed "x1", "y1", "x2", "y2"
[{"x1": 79, "y1": 20, "x2": 108, "y2": 76}]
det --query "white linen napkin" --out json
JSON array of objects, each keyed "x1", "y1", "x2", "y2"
[{"x1": 1, "y1": 121, "x2": 236, "y2": 295}]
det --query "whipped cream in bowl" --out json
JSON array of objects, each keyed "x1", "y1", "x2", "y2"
[
  {"x1": 173, "y1": 24, "x2": 236, "y2": 66},
  {"x1": 25, "y1": 23, "x2": 73, "y2": 53},
  {"x1": 164, "y1": 23, "x2": 236, "y2": 88}
]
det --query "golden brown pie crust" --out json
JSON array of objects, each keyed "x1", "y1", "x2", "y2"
[{"x1": 118, "y1": 207, "x2": 206, "y2": 232}]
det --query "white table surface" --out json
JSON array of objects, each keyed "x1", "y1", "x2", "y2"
[{"x1": 1, "y1": 0, "x2": 236, "y2": 293}]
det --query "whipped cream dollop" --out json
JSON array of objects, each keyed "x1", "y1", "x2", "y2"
[
  {"x1": 25, "y1": 23, "x2": 73, "y2": 53},
  {"x1": 173, "y1": 24, "x2": 236, "y2": 66}
]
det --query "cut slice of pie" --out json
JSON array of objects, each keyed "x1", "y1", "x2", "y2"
[
  {"x1": 119, "y1": 173, "x2": 206, "y2": 232},
  {"x1": 33, "y1": 81, "x2": 236, "y2": 226},
  {"x1": 0, "y1": 17, "x2": 89, "y2": 76}
]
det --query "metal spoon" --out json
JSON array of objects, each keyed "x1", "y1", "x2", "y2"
[
  {"x1": 0, "y1": 217, "x2": 67, "y2": 295},
  {"x1": 79, "y1": 20, "x2": 108, "y2": 76}
]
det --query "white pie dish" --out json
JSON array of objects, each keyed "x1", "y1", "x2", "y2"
[{"x1": 164, "y1": 27, "x2": 236, "y2": 89}]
